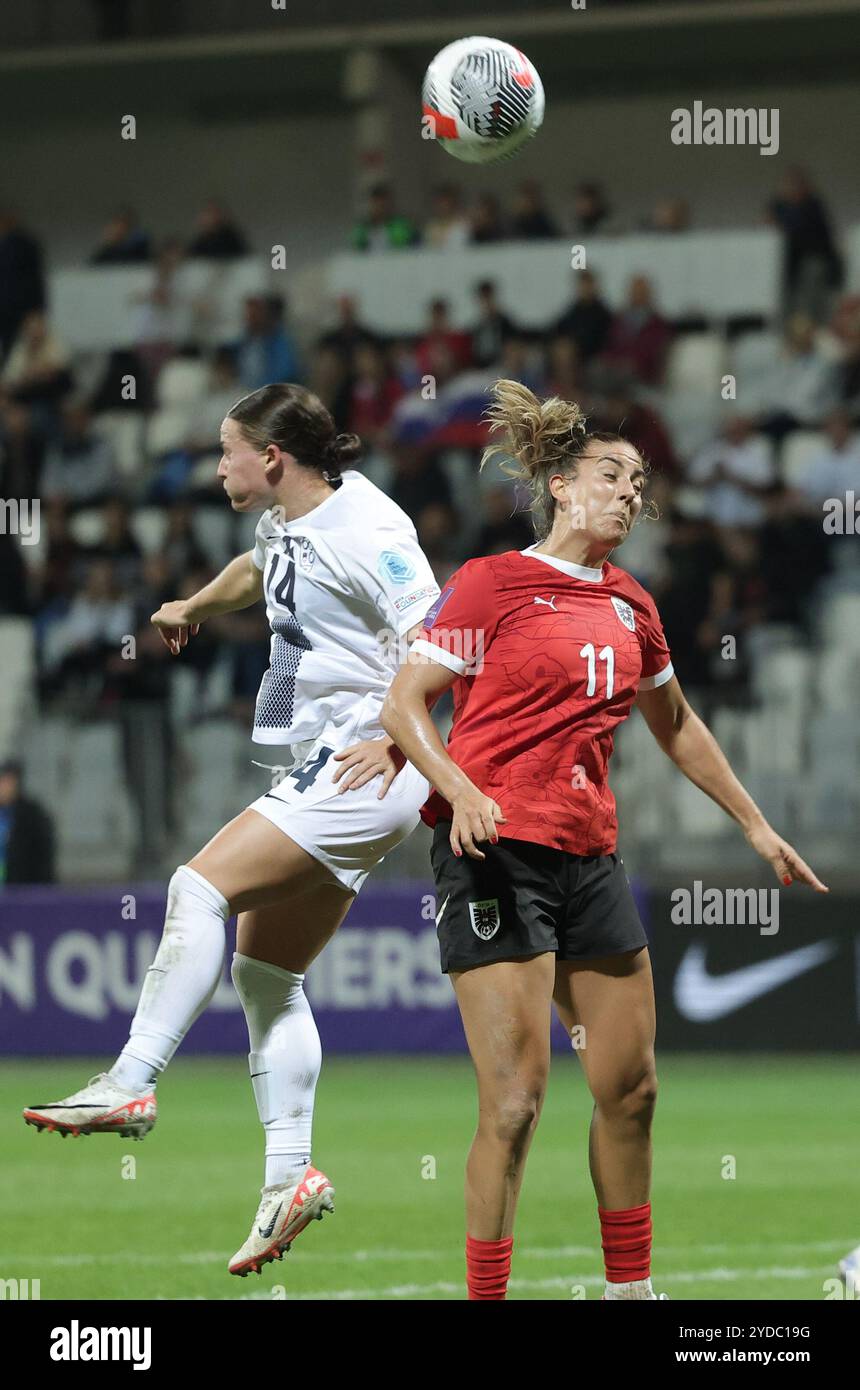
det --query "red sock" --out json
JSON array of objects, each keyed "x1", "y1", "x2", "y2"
[
  {"x1": 466, "y1": 1235, "x2": 513, "y2": 1300},
  {"x1": 598, "y1": 1203, "x2": 652, "y2": 1283}
]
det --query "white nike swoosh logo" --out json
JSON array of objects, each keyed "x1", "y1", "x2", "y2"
[
  {"x1": 435, "y1": 893, "x2": 451, "y2": 927},
  {"x1": 674, "y1": 940, "x2": 838, "y2": 1022}
]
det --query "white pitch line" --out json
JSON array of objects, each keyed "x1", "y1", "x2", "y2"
[
  {"x1": 0, "y1": 1238, "x2": 850, "y2": 1268},
  {"x1": 286, "y1": 1266, "x2": 837, "y2": 1301}
]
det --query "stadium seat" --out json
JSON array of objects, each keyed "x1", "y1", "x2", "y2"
[
  {"x1": 820, "y1": 592, "x2": 860, "y2": 652},
  {"x1": 730, "y1": 330, "x2": 782, "y2": 378},
  {"x1": 91, "y1": 411, "x2": 147, "y2": 479},
  {"x1": 0, "y1": 619, "x2": 35, "y2": 758},
  {"x1": 190, "y1": 508, "x2": 232, "y2": 568},
  {"x1": 665, "y1": 333, "x2": 726, "y2": 395},
  {"x1": 780, "y1": 431, "x2": 828, "y2": 488},
  {"x1": 155, "y1": 359, "x2": 209, "y2": 409},
  {"x1": 130, "y1": 507, "x2": 169, "y2": 555}
]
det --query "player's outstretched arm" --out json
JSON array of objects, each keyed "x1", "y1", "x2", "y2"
[
  {"x1": 382, "y1": 652, "x2": 506, "y2": 860},
  {"x1": 151, "y1": 549, "x2": 263, "y2": 655},
  {"x1": 636, "y1": 675, "x2": 828, "y2": 893}
]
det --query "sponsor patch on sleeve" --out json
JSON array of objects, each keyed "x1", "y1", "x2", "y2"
[
  {"x1": 393, "y1": 583, "x2": 440, "y2": 613},
  {"x1": 378, "y1": 548, "x2": 417, "y2": 585},
  {"x1": 422, "y1": 586, "x2": 455, "y2": 629}
]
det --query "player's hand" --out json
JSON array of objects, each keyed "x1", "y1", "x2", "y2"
[
  {"x1": 332, "y1": 738, "x2": 406, "y2": 798},
  {"x1": 449, "y1": 786, "x2": 507, "y2": 860},
  {"x1": 151, "y1": 601, "x2": 200, "y2": 656},
  {"x1": 744, "y1": 821, "x2": 829, "y2": 892}
]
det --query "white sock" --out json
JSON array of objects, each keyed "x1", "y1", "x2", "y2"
[
  {"x1": 231, "y1": 951, "x2": 321, "y2": 1190},
  {"x1": 604, "y1": 1277, "x2": 655, "y2": 1301},
  {"x1": 110, "y1": 866, "x2": 229, "y2": 1092}
]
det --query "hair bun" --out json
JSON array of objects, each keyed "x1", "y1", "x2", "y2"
[{"x1": 324, "y1": 432, "x2": 362, "y2": 472}]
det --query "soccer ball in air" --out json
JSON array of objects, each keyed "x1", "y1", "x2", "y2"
[{"x1": 422, "y1": 36, "x2": 545, "y2": 164}]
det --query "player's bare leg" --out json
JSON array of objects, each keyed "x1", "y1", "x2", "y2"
[
  {"x1": 554, "y1": 947, "x2": 664, "y2": 1299},
  {"x1": 451, "y1": 952, "x2": 555, "y2": 1298}
]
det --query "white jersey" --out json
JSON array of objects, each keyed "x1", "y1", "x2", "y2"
[{"x1": 250, "y1": 470, "x2": 440, "y2": 750}]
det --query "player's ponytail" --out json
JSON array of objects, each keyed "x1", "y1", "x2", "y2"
[
  {"x1": 228, "y1": 383, "x2": 362, "y2": 482},
  {"x1": 480, "y1": 377, "x2": 631, "y2": 540}
]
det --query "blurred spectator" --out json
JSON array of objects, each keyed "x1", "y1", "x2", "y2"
[
  {"x1": 415, "y1": 499, "x2": 462, "y2": 577},
  {"x1": 695, "y1": 531, "x2": 768, "y2": 690},
  {"x1": 90, "y1": 207, "x2": 151, "y2": 264},
  {"x1": 89, "y1": 347, "x2": 151, "y2": 414},
  {"x1": 545, "y1": 335, "x2": 584, "y2": 401},
  {"x1": 603, "y1": 275, "x2": 672, "y2": 386},
  {"x1": 646, "y1": 198, "x2": 691, "y2": 233},
  {"x1": 389, "y1": 445, "x2": 453, "y2": 520},
  {"x1": 388, "y1": 338, "x2": 423, "y2": 393},
  {"x1": 757, "y1": 314, "x2": 838, "y2": 442},
  {"x1": 236, "y1": 295, "x2": 301, "y2": 391},
  {"x1": 33, "y1": 500, "x2": 87, "y2": 609},
  {"x1": 0, "y1": 760, "x2": 55, "y2": 885},
  {"x1": 497, "y1": 337, "x2": 545, "y2": 394},
  {"x1": 309, "y1": 343, "x2": 352, "y2": 430},
  {"x1": 159, "y1": 503, "x2": 209, "y2": 588},
  {"x1": 0, "y1": 530, "x2": 28, "y2": 616},
  {"x1": 686, "y1": 415, "x2": 776, "y2": 529},
  {"x1": 415, "y1": 299, "x2": 472, "y2": 379},
  {"x1": 316, "y1": 295, "x2": 379, "y2": 365},
  {"x1": 132, "y1": 239, "x2": 186, "y2": 381},
  {"x1": 41, "y1": 403, "x2": 116, "y2": 510},
  {"x1": 347, "y1": 343, "x2": 404, "y2": 447},
  {"x1": 1, "y1": 311, "x2": 73, "y2": 410},
  {"x1": 572, "y1": 181, "x2": 611, "y2": 235},
  {"x1": 187, "y1": 199, "x2": 249, "y2": 260},
  {"x1": 470, "y1": 193, "x2": 505, "y2": 244},
  {"x1": 825, "y1": 294, "x2": 860, "y2": 414},
  {"x1": 424, "y1": 185, "x2": 470, "y2": 250},
  {"x1": 470, "y1": 281, "x2": 516, "y2": 369},
  {"x1": 758, "y1": 484, "x2": 832, "y2": 628},
  {"x1": 767, "y1": 167, "x2": 843, "y2": 320},
  {"x1": 510, "y1": 180, "x2": 558, "y2": 240},
  {"x1": 0, "y1": 208, "x2": 45, "y2": 357},
  {"x1": 790, "y1": 409, "x2": 860, "y2": 508},
  {"x1": 40, "y1": 559, "x2": 134, "y2": 696},
  {"x1": 86, "y1": 498, "x2": 143, "y2": 593},
  {"x1": 552, "y1": 270, "x2": 613, "y2": 364},
  {"x1": 651, "y1": 508, "x2": 724, "y2": 689},
  {"x1": 593, "y1": 369, "x2": 679, "y2": 482},
  {"x1": 351, "y1": 183, "x2": 418, "y2": 252},
  {"x1": 474, "y1": 485, "x2": 533, "y2": 554}
]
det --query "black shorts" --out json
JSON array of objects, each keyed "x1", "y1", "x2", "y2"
[{"x1": 430, "y1": 822, "x2": 648, "y2": 973}]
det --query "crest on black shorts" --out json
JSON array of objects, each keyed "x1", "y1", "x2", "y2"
[
  {"x1": 469, "y1": 898, "x2": 501, "y2": 941},
  {"x1": 611, "y1": 596, "x2": 636, "y2": 632}
]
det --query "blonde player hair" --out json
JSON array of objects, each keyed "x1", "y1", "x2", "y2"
[{"x1": 480, "y1": 378, "x2": 649, "y2": 540}]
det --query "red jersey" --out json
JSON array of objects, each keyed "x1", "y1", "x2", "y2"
[{"x1": 414, "y1": 545, "x2": 673, "y2": 856}]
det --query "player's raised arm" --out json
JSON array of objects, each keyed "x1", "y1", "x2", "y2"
[
  {"x1": 151, "y1": 549, "x2": 263, "y2": 655},
  {"x1": 635, "y1": 675, "x2": 828, "y2": 892}
]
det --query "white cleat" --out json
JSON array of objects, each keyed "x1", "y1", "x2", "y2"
[
  {"x1": 22, "y1": 1073, "x2": 156, "y2": 1140},
  {"x1": 228, "y1": 1165, "x2": 335, "y2": 1277}
]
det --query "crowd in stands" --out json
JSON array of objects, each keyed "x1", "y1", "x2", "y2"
[{"x1": 0, "y1": 169, "x2": 858, "y2": 865}]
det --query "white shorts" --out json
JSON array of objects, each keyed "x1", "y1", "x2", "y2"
[{"x1": 248, "y1": 734, "x2": 431, "y2": 894}]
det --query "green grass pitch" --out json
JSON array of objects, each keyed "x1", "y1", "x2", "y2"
[{"x1": 1, "y1": 1055, "x2": 857, "y2": 1301}]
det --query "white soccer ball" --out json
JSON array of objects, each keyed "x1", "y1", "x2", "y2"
[{"x1": 422, "y1": 36, "x2": 545, "y2": 164}]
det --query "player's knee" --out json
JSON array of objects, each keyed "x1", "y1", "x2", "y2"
[
  {"x1": 593, "y1": 1063, "x2": 658, "y2": 1124},
  {"x1": 485, "y1": 1080, "x2": 545, "y2": 1151}
]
